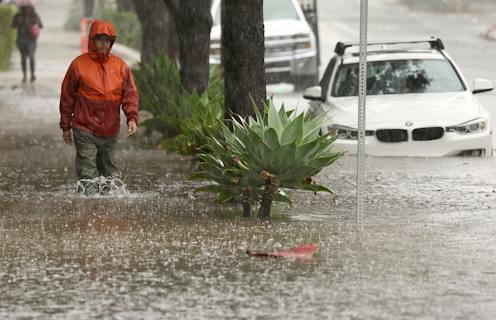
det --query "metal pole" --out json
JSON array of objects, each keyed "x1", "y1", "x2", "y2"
[
  {"x1": 313, "y1": 0, "x2": 321, "y2": 67},
  {"x1": 357, "y1": 0, "x2": 368, "y2": 227}
]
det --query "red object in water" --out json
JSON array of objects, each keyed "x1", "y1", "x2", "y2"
[{"x1": 246, "y1": 243, "x2": 318, "y2": 260}]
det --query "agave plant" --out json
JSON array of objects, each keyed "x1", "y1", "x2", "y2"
[
  {"x1": 193, "y1": 136, "x2": 255, "y2": 217},
  {"x1": 132, "y1": 54, "x2": 183, "y2": 138},
  {"x1": 193, "y1": 134, "x2": 291, "y2": 217},
  {"x1": 195, "y1": 100, "x2": 343, "y2": 219},
  {"x1": 133, "y1": 55, "x2": 225, "y2": 153},
  {"x1": 160, "y1": 90, "x2": 224, "y2": 157}
]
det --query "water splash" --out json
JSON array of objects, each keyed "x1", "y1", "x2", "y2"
[{"x1": 75, "y1": 176, "x2": 129, "y2": 197}]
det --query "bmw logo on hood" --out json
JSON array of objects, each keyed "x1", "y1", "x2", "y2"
[{"x1": 405, "y1": 121, "x2": 414, "y2": 127}]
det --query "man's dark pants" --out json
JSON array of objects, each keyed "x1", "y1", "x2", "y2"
[{"x1": 73, "y1": 128, "x2": 118, "y2": 180}]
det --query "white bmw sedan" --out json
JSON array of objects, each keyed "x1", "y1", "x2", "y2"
[{"x1": 304, "y1": 38, "x2": 494, "y2": 157}]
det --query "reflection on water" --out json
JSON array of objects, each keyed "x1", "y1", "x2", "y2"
[{"x1": 1, "y1": 130, "x2": 496, "y2": 319}]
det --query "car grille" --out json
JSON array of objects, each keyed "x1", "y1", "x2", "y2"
[
  {"x1": 375, "y1": 129, "x2": 408, "y2": 142},
  {"x1": 265, "y1": 35, "x2": 312, "y2": 58},
  {"x1": 266, "y1": 45, "x2": 295, "y2": 55},
  {"x1": 265, "y1": 61, "x2": 290, "y2": 69},
  {"x1": 412, "y1": 127, "x2": 444, "y2": 141}
]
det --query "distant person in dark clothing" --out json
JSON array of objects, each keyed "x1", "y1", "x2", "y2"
[{"x1": 11, "y1": 4, "x2": 42, "y2": 83}]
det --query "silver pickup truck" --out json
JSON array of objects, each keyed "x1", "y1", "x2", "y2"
[{"x1": 210, "y1": 0, "x2": 319, "y2": 90}]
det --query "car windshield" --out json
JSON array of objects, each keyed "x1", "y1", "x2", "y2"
[
  {"x1": 332, "y1": 59, "x2": 465, "y2": 97},
  {"x1": 213, "y1": 0, "x2": 300, "y2": 26}
]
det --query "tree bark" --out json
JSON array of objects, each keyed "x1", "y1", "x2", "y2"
[
  {"x1": 222, "y1": 0, "x2": 266, "y2": 119},
  {"x1": 258, "y1": 171, "x2": 278, "y2": 220},
  {"x1": 133, "y1": 0, "x2": 177, "y2": 64},
  {"x1": 242, "y1": 187, "x2": 252, "y2": 218},
  {"x1": 163, "y1": 0, "x2": 213, "y2": 94}
]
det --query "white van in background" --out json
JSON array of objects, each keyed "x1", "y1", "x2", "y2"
[{"x1": 210, "y1": 0, "x2": 319, "y2": 90}]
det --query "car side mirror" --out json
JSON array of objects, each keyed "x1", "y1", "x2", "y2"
[
  {"x1": 472, "y1": 78, "x2": 493, "y2": 94},
  {"x1": 303, "y1": 86, "x2": 324, "y2": 101}
]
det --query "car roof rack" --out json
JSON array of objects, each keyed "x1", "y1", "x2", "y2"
[{"x1": 334, "y1": 37, "x2": 445, "y2": 55}]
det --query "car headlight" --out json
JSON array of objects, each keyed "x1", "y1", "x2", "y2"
[
  {"x1": 328, "y1": 125, "x2": 374, "y2": 140},
  {"x1": 295, "y1": 41, "x2": 312, "y2": 50},
  {"x1": 446, "y1": 118, "x2": 487, "y2": 134}
]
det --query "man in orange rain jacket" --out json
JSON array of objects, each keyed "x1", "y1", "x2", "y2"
[{"x1": 59, "y1": 20, "x2": 139, "y2": 194}]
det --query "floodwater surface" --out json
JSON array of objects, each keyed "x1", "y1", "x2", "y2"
[
  {"x1": 2, "y1": 114, "x2": 496, "y2": 319},
  {"x1": 2, "y1": 75, "x2": 496, "y2": 320}
]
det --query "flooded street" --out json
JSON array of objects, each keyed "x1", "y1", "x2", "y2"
[
  {"x1": 2, "y1": 84, "x2": 496, "y2": 319},
  {"x1": 2, "y1": 0, "x2": 496, "y2": 319}
]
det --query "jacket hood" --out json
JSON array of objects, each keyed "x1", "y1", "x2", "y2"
[{"x1": 88, "y1": 20, "x2": 116, "y2": 61}]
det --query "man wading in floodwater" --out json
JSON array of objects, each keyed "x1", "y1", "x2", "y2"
[{"x1": 59, "y1": 20, "x2": 139, "y2": 195}]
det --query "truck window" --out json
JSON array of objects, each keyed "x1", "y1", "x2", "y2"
[
  {"x1": 213, "y1": 0, "x2": 300, "y2": 26},
  {"x1": 265, "y1": 0, "x2": 300, "y2": 21}
]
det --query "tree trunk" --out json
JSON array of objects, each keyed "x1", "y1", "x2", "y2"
[
  {"x1": 176, "y1": 0, "x2": 213, "y2": 94},
  {"x1": 258, "y1": 171, "x2": 279, "y2": 220},
  {"x1": 133, "y1": 0, "x2": 177, "y2": 64},
  {"x1": 222, "y1": 0, "x2": 266, "y2": 119},
  {"x1": 163, "y1": 0, "x2": 213, "y2": 94},
  {"x1": 242, "y1": 187, "x2": 252, "y2": 218},
  {"x1": 116, "y1": 0, "x2": 135, "y2": 12}
]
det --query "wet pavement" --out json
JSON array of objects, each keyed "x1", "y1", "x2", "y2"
[
  {"x1": 2, "y1": 120, "x2": 496, "y2": 319},
  {"x1": 2, "y1": 0, "x2": 496, "y2": 319}
]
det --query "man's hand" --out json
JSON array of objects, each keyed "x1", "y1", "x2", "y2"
[
  {"x1": 128, "y1": 120, "x2": 138, "y2": 136},
  {"x1": 63, "y1": 130, "x2": 73, "y2": 145}
]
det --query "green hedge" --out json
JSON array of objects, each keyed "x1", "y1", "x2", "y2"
[
  {"x1": 0, "y1": 5, "x2": 16, "y2": 71},
  {"x1": 100, "y1": 9, "x2": 141, "y2": 50}
]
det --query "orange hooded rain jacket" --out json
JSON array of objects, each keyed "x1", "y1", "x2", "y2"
[{"x1": 59, "y1": 20, "x2": 139, "y2": 137}]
